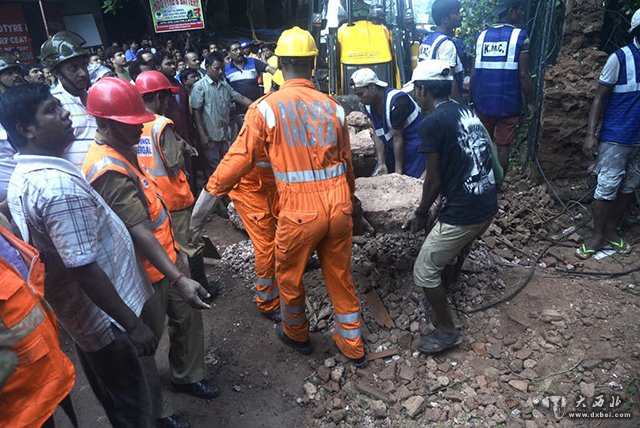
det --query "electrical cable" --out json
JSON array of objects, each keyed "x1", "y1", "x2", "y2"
[{"x1": 462, "y1": 241, "x2": 552, "y2": 313}]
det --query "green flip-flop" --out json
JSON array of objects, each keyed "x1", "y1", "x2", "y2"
[
  {"x1": 607, "y1": 238, "x2": 632, "y2": 254},
  {"x1": 575, "y1": 243, "x2": 597, "y2": 259}
]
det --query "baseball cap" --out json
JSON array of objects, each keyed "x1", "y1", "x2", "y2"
[
  {"x1": 629, "y1": 9, "x2": 640, "y2": 33},
  {"x1": 350, "y1": 68, "x2": 388, "y2": 89},
  {"x1": 402, "y1": 59, "x2": 453, "y2": 92}
]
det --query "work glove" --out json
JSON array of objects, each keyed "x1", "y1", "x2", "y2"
[
  {"x1": 352, "y1": 196, "x2": 375, "y2": 236},
  {"x1": 190, "y1": 190, "x2": 222, "y2": 242}
]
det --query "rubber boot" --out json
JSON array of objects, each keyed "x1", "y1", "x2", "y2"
[{"x1": 188, "y1": 254, "x2": 220, "y2": 301}]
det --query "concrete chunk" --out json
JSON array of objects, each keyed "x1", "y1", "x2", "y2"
[
  {"x1": 355, "y1": 174, "x2": 423, "y2": 233},
  {"x1": 402, "y1": 395, "x2": 426, "y2": 418}
]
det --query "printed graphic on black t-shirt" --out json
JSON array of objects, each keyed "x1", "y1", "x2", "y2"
[
  {"x1": 419, "y1": 101, "x2": 498, "y2": 225},
  {"x1": 458, "y1": 109, "x2": 496, "y2": 195}
]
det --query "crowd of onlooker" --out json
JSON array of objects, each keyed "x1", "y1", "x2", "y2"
[
  {"x1": 0, "y1": 31, "x2": 281, "y2": 428},
  {"x1": 80, "y1": 37, "x2": 276, "y2": 85},
  {"x1": 6, "y1": 36, "x2": 277, "y2": 89}
]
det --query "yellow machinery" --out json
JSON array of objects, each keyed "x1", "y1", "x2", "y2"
[{"x1": 309, "y1": 0, "x2": 418, "y2": 95}]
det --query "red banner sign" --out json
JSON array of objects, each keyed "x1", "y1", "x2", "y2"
[{"x1": 0, "y1": 4, "x2": 34, "y2": 63}]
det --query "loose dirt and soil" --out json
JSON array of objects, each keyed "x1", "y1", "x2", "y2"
[{"x1": 54, "y1": 173, "x2": 639, "y2": 427}]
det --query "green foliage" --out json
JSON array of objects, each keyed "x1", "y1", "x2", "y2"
[
  {"x1": 459, "y1": 0, "x2": 499, "y2": 52},
  {"x1": 101, "y1": 0, "x2": 125, "y2": 15},
  {"x1": 413, "y1": 0, "x2": 436, "y2": 23}
]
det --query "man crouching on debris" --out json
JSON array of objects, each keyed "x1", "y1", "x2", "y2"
[{"x1": 403, "y1": 60, "x2": 500, "y2": 354}]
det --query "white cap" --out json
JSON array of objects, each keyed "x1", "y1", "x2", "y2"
[
  {"x1": 630, "y1": 9, "x2": 640, "y2": 33},
  {"x1": 402, "y1": 59, "x2": 453, "y2": 92},
  {"x1": 350, "y1": 68, "x2": 388, "y2": 88}
]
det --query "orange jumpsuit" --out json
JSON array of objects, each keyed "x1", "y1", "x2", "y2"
[
  {"x1": 208, "y1": 78, "x2": 364, "y2": 359},
  {"x1": 210, "y1": 159, "x2": 280, "y2": 313}
]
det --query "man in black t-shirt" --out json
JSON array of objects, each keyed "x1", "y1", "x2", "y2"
[{"x1": 403, "y1": 59, "x2": 501, "y2": 354}]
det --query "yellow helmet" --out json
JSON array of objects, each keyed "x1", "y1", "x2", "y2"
[{"x1": 274, "y1": 26, "x2": 318, "y2": 57}]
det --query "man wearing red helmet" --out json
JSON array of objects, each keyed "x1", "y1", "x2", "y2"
[
  {"x1": 82, "y1": 77, "x2": 216, "y2": 428},
  {"x1": 135, "y1": 70, "x2": 219, "y2": 298}
]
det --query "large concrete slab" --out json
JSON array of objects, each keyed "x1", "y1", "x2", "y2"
[{"x1": 354, "y1": 173, "x2": 423, "y2": 233}]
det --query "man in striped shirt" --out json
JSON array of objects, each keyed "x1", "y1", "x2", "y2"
[
  {"x1": 40, "y1": 32, "x2": 97, "y2": 169},
  {"x1": 1, "y1": 82, "x2": 157, "y2": 428}
]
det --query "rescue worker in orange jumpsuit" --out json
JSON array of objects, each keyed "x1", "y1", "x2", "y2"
[
  {"x1": 226, "y1": 152, "x2": 280, "y2": 320},
  {"x1": 134, "y1": 70, "x2": 219, "y2": 299},
  {"x1": 0, "y1": 224, "x2": 76, "y2": 428},
  {"x1": 196, "y1": 27, "x2": 367, "y2": 366},
  {"x1": 191, "y1": 71, "x2": 283, "y2": 321}
]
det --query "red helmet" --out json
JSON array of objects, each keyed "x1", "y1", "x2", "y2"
[
  {"x1": 135, "y1": 70, "x2": 179, "y2": 95},
  {"x1": 86, "y1": 77, "x2": 155, "y2": 125}
]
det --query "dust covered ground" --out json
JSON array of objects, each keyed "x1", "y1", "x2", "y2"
[{"x1": 53, "y1": 175, "x2": 639, "y2": 427}]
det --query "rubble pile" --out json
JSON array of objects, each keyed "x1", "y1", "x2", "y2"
[
  {"x1": 299, "y1": 232, "x2": 637, "y2": 426},
  {"x1": 302, "y1": 232, "x2": 505, "y2": 334},
  {"x1": 481, "y1": 173, "x2": 588, "y2": 271},
  {"x1": 221, "y1": 240, "x2": 256, "y2": 281},
  {"x1": 221, "y1": 225, "x2": 506, "y2": 333},
  {"x1": 539, "y1": 0, "x2": 606, "y2": 179},
  {"x1": 302, "y1": 295, "x2": 637, "y2": 427},
  {"x1": 301, "y1": 239, "x2": 637, "y2": 427},
  {"x1": 347, "y1": 111, "x2": 376, "y2": 177},
  {"x1": 219, "y1": 172, "x2": 638, "y2": 425}
]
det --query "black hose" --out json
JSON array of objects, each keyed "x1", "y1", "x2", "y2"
[{"x1": 462, "y1": 242, "x2": 553, "y2": 313}]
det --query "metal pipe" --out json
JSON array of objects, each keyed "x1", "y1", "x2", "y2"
[
  {"x1": 328, "y1": 28, "x2": 338, "y2": 95},
  {"x1": 39, "y1": 0, "x2": 50, "y2": 38}
]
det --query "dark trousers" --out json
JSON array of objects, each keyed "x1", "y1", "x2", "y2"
[
  {"x1": 139, "y1": 254, "x2": 205, "y2": 418},
  {"x1": 75, "y1": 326, "x2": 152, "y2": 428},
  {"x1": 202, "y1": 140, "x2": 230, "y2": 179}
]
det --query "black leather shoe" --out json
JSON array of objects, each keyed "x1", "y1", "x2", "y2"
[
  {"x1": 261, "y1": 308, "x2": 281, "y2": 323},
  {"x1": 171, "y1": 380, "x2": 221, "y2": 399},
  {"x1": 276, "y1": 323, "x2": 313, "y2": 355},
  {"x1": 157, "y1": 414, "x2": 190, "y2": 428}
]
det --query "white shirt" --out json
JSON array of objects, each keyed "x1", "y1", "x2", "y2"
[
  {"x1": 600, "y1": 38, "x2": 640, "y2": 85},
  {"x1": 50, "y1": 83, "x2": 97, "y2": 170},
  {"x1": 436, "y1": 39, "x2": 464, "y2": 75},
  {"x1": 8, "y1": 155, "x2": 152, "y2": 352}
]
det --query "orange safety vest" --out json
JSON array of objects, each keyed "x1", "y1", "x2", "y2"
[
  {"x1": 0, "y1": 226, "x2": 75, "y2": 428},
  {"x1": 83, "y1": 142, "x2": 178, "y2": 283},
  {"x1": 138, "y1": 115, "x2": 194, "y2": 212}
]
